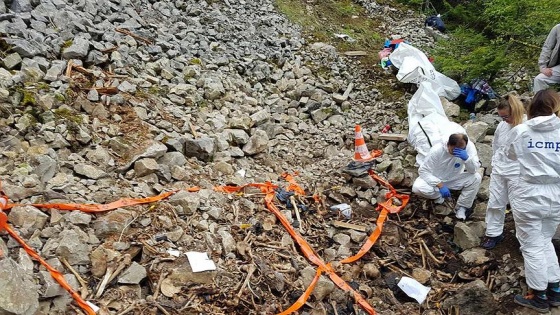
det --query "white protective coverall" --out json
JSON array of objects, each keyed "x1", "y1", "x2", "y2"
[
  {"x1": 508, "y1": 114, "x2": 560, "y2": 291},
  {"x1": 485, "y1": 119, "x2": 523, "y2": 237},
  {"x1": 412, "y1": 139, "x2": 481, "y2": 208}
]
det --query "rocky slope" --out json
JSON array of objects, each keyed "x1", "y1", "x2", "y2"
[{"x1": 0, "y1": 0, "x2": 542, "y2": 314}]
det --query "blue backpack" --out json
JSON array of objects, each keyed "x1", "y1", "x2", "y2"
[{"x1": 425, "y1": 15, "x2": 446, "y2": 33}]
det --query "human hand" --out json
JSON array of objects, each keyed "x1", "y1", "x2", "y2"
[
  {"x1": 453, "y1": 148, "x2": 469, "y2": 161},
  {"x1": 541, "y1": 68, "x2": 553, "y2": 77},
  {"x1": 438, "y1": 185, "x2": 451, "y2": 198}
]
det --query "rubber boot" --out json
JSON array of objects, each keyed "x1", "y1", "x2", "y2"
[
  {"x1": 548, "y1": 282, "x2": 560, "y2": 307},
  {"x1": 514, "y1": 289, "x2": 550, "y2": 313}
]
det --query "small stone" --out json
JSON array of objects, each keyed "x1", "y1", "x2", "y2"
[
  {"x1": 118, "y1": 262, "x2": 147, "y2": 284},
  {"x1": 2, "y1": 53, "x2": 22, "y2": 69}
]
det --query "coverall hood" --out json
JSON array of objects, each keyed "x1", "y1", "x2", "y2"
[{"x1": 525, "y1": 115, "x2": 560, "y2": 132}]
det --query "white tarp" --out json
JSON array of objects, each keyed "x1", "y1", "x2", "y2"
[
  {"x1": 389, "y1": 43, "x2": 461, "y2": 100},
  {"x1": 408, "y1": 81, "x2": 467, "y2": 166}
]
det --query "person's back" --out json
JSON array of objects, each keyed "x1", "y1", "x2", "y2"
[
  {"x1": 510, "y1": 116, "x2": 560, "y2": 183},
  {"x1": 507, "y1": 89, "x2": 560, "y2": 313}
]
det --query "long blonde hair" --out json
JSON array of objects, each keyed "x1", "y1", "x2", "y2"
[{"x1": 498, "y1": 93, "x2": 525, "y2": 126}]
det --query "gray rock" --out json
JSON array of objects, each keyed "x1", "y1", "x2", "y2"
[
  {"x1": 62, "y1": 37, "x2": 90, "y2": 60},
  {"x1": 134, "y1": 158, "x2": 159, "y2": 177},
  {"x1": 441, "y1": 280, "x2": 498, "y2": 315},
  {"x1": 4, "y1": 38, "x2": 45, "y2": 58},
  {"x1": 218, "y1": 229, "x2": 236, "y2": 254},
  {"x1": 32, "y1": 154, "x2": 57, "y2": 183},
  {"x1": 168, "y1": 191, "x2": 200, "y2": 215},
  {"x1": 55, "y1": 229, "x2": 91, "y2": 265},
  {"x1": 74, "y1": 163, "x2": 107, "y2": 179},
  {"x1": 475, "y1": 142, "x2": 492, "y2": 175},
  {"x1": 0, "y1": 258, "x2": 39, "y2": 314},
  {"x1": 11, "y1": 0, "x2": 33, "y2": 13},
  {"x1": 311, "y1": 108, "x2": 332, "y2": 123},
  {"x1": 300, "y1": 266, "x2": 335, "y2": 301},
  {"x1": 387, "y1": 159, "x2": 404, "y2": 186},
  {"x1": 118, "y1": 81, "x2": 137, "y2": 93},
  {"x1": 184, "y1": 137, "x2": 216, "y2": 162},
  {"x1": 223, "y1": 129, "x2": 250, "y2": 145},
  {"x1": 87, "y1": 89, "x2": 99, "y2": 101},
  {"x1": 242, "y1": 130, "x2": 269, "y2": 155},
  {"x1": 477, "y1": 176, "x2": 490, "y2": 200},
  {"x1": 441, "y1": 97, "x2": 460, "y2": 117},
  {"x1": 118, "y1": 262, "x2": 147, "y2": 284},
  {"x1": 39, "y1": 272, "x2": 78, "y2": 298},
  {"x1": 93, "y1": 209, "x2": 134, "y2": 238},
  {"x1": 351, "y1": 175, "x2": 378, "y2": 189},
  {"x1": 250, "y1": 109, "x2": 270, "y2": 127},
  {"x1": 464, "y1": 121, "x2": 489, "y2": 143},
  {"x1": 453, "y1": 222, "x2": 481, "y2": 250},
  {"x1": 63, "y1": 212, "x2": 92, "y2": 225},
  {"x1": 120, "y1": 141, "x2": 168, "y2": 172},
  {"x1": 333, "y1": 233, "x2": 351, "y2": 246},
  {"x1": 202, "y1": 77, "x2": 225, "y2": 100},
  {"x1": 2, "y1": 53, "x2": 22, "y2": 69},
  {"x1": 158, "y1": 152, "x2": 187, "y2": 167},
  {"x1": 7, "y1": 205, "x2": 49, "y2": 230},
  {"x1": 44, "y1": 60, "x2": 66, "y2": 82}
]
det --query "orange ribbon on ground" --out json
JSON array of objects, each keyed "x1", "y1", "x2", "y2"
[
  {"x1": 215, "y1": 182, "x2": 377, "y2": 315},
  {"x1": 0, "y1": 212, "x2": 96, "y2": 315},
  {"x1": 2, "y1": 187, "x2": 200, "y2": 212},
  {"x1": 0, "y1": 184, "x2": 201, "y2": 314}
]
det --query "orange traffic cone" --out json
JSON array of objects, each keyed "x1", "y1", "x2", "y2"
[{"x1": 353, "y1": 125, "x2": 375, "y2": 162}]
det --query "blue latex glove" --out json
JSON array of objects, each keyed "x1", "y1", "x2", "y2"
[
  {"x1": 439, "y1": 185, "x2": 451, "y2": 198},
  {"x1": 453, "y1": 148, "x2": 469, "y2": 161}
]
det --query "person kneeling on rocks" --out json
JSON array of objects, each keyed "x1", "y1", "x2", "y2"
[{"x1": 412, "y1": 133, "x2": 482, "y2": 220}]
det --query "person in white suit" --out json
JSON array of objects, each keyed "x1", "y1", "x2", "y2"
[
  {"x1": 481, "y1": 94, "x2": 526, "y2": 249},
  {"x1": 412, "y1": 133, "x2": 482, "y2": 220},
  {"x1": 508, "y1": 90, "x2": 560, "y2": 313}
]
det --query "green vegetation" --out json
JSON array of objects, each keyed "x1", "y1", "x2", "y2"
[
  {"x1": 399, "y1": 0, "x2": 560, "y2": 91},
  {"x1": 275, "y1": 0, "x2": 383, "y2": 60},
  {"x1": 54, "y1": 108, "x2": 83, "y2": 124}
]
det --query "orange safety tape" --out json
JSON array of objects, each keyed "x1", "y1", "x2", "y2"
[
  {"x1": 280, "y1": 172, "x2": 306, "y2": 196},
  {"x1": 0, "y1": 212, "x2": 96, "y2": 315},
  {"x1": 215, "y1": 183, "x2": 376, "y2": 315},
  {"x1": 277, "y1": 266, "x2": 324, "y2": 315},
  {"x1": 0, "y1": 183, "x2": 201, "y2": 314},
  {"x1": 2, "y1": 187, "x2": 200, "y2": 212}
]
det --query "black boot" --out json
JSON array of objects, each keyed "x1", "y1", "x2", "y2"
[
  {"x1": 514, "y1": 289, "x2": 549, "y2": 313},
  {"x1": 548, "y1": 282, "x2": 560, "y2": 307}
]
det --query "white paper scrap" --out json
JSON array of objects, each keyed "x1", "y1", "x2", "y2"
[
  {"x1": 397, "y1": 276, "x2": 431, "y2": 304},
  {"x1": 186, "y1": 251, "x2": 217, "y2": 273}
]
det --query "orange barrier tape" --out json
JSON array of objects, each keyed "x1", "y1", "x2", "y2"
[
  {"x1": 2, "y1": 187, "x2": 200, "y2": 212},
  {"x1": 215, "y1": 183, "x2": 376, "y2": 315},
  {"x1": 280, "y1": 172, "x2": 305, "y2": 196},
  {"x1": 0, "y1": 212, "x2": 96, "y2": 315},
  {"x1": 277, "y1": 266, "x2": 323, "y2": 315},
  {"x1": 0, "y1": 184, "x2": 201, "y2": 314}
]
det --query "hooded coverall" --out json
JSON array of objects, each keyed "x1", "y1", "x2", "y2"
[
  {"x1": 412, "y1": 139, "x2": 481, "y2": 209},
  {"x1": 534, "y1": 24, "x2": 560, "y2": 92},
  {"x1": 485, "y1": 119, "x2": 522, "y2": 237},
  {"x1": 508, "y1": 115, "x2": 560, "y2": 291}
]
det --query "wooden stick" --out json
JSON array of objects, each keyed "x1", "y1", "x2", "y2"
[
  {"x1": 290, "y1": 196, "x2": 304, "y2": 233},
  {"x1": 152, "y1": 272, "x2": 167, "y2": 300},
  {"x1": 115, "y1": 28, "x2": 153, "y2": 45},
  {"x1": 331, "y1": 220, "x2": 367, "y2": 232},
  {"x1": 420, "y1": 243, "x2": 426, "y2": 269},
  {"x1": 95, "y1": 266, "x2": 115, "y2": 298}
]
